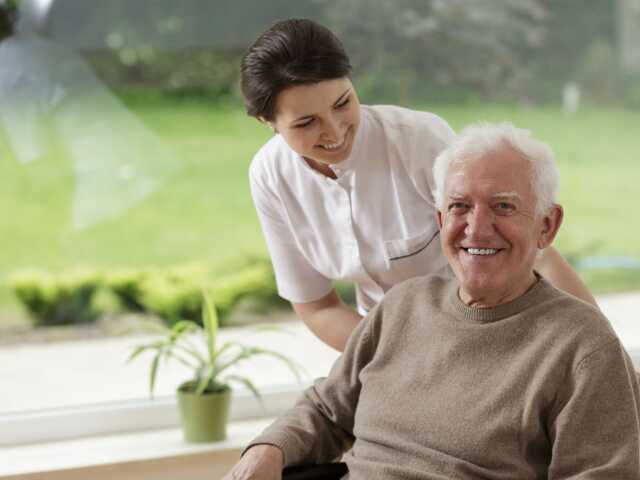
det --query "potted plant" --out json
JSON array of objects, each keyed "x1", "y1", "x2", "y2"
[{"x1": 128, "y1": 291, "x2": 303, "y2": 443}]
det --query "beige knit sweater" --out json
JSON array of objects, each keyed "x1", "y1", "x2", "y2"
[{"x1": 248, "y1": 275, "x2": 640, "y2": 479}]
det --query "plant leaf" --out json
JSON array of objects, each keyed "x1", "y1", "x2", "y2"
[
  {"x1": 214, "y1": 340, "x2": 245, "y2": 359},
  {"x1": 149, "y1": 349, "x2": 163, "y2": 399},
  {"x1": 214, "y1": 345, "x2": 307, "y2": 383},
  {"x1": 164, "y1": 349, "x2": 198, "y2": 370},
  {"x1": 202, "y1": 290, "x2": 218, "y2": 364},
  {"x1": 174, "y1": 342, "x2": 206, "y2": 366},
  {"x1": 223, "y1": 374, "x2": 263, "y2": 404},
  {"x1": 126, "y1": 341, "x2": 166, "y2": 363},
  {"x1": 169, "y1": 320, "x2": 200, "y2": 342},
  {"x1": 249, "y1": 347, "x2": 308, "y2": 382},
  {"x1": 213, "y1": 344, "x2": 257, "y2": 377},
  {"x1": 195, "y1": 365, "x2": 216, "y2": 395}
]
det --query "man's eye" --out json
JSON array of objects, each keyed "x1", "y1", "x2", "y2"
[
  {"x1": 495, "y1": 202, "x2": 515, "y2": 212},
  {"x1": 449, "y1": 202, "x2": 468, "y2": 212}
]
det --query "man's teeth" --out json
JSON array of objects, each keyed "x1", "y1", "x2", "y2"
[{"x1": 467, "y1": 248, "x2": 498, "y2": 256}]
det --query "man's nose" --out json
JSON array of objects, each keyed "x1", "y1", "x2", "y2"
[{"x1": 465, "y1": 206, "x2": 495, "y2": 239}]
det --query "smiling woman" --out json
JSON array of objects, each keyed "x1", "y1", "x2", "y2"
[
  {"x1": 239, "y1": 18, "x2": 597, "y2": 353},
  {"x1": 268, "y1": 79, "x2": 360, "y2": 177}
]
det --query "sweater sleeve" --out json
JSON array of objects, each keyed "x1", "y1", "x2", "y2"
[
  {"x1": 243, "y1": 302, "x2": 382, "y2": 467},
  {"x1": 548, "y1": 339, "x2": 640, "y2": 479}
]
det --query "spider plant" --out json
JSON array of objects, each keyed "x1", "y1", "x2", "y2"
[{"x1": 127, "y1": 291, "x2": 304, "y2": 399}]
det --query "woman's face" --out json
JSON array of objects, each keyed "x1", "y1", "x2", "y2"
[{"x1": 269, "y1": 77, "x2": 361, "y2": 166}]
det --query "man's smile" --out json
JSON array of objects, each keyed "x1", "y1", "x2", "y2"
[{"x1": 460, "y1": 246, "x2": 506, "y2": 257}]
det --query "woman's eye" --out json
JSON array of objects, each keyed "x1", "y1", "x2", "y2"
[
  {"x1": 294, "y1": 119, "x2": 314, "y2": 129},
  {"x1": 335, "y1": 97, "x2": 350, "y2": 109}
]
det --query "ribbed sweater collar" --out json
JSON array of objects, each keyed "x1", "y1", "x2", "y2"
[{"x1": 446, "y1": 273, "x2": 553, "y2": 323}]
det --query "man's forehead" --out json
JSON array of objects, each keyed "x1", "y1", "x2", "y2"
[
  {"x1": 445, "y1": 164, "x2": 531, "y2": 201},
  {"x1": 446, "y1": 152, "x2": 531, "y2": 192}
]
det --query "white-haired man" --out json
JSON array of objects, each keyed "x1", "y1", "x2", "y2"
[{"x1": 226, "y1": 123, "x2": 640, "y2": 480}]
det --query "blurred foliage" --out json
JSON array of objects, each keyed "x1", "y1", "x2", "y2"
[
  {"x1": 133, "y1": 259, "x2": 279, "y2": 326},
  {"x1": 87, "y1": 48, "x2": 241, "y2": 98},
  {"x1": 9, "y1": 258, "x2": 285, "y2": 328},
  {"x1": 321, "y1": 0, "x2": 548, "y2": 104},
  {"x1": 69, "y1": 0, "x2": 638, "y2": 107},
  {"x1": 624, "y1": 74, "x2": 640, "y2": 108},
  {"x1": 8, "y1": 269, "x2": 102, "y2": 326}
]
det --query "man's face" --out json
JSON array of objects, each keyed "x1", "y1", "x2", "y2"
[{"x1": 437, "y1": 147, "x2": 562, "y2": 307}]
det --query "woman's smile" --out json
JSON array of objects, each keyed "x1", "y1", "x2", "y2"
[{"x1": 271, "y1": 78, "x2": 361, "y2": 167}]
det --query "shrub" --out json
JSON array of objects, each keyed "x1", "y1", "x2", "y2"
[
  {"x1": 9, "y1": 259, "x2": 284, "y2": 329},
  {"x1": 137, "y1": 269, "x2": 204, "y2": 325},
  {"x1": 103, "y1": 259, "x2": 281, "y2": 326},
  {"x1": 136, "y1": 260, "x2": 278, "y2": 326},
  {"x1": 103, "y1": 268, "x2": 148, "y2": 312},
  {"x1": 9, "y1": 269, "x2": 102, "y2": 326},
  {"x1": 209, "y1": 261, "x2": 278, "y2": 319}
]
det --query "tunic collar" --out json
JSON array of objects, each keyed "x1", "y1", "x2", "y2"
[{"x1": 328, "y1": 110, "x2": 367, "y2": 177}]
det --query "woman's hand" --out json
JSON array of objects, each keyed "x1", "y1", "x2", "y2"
[
  {"x1": 223, "y1": 444, "x2": 284, "y2": 480},
  {"x1": 534, "y1": 246, "x2": 598, "y2": 307}
]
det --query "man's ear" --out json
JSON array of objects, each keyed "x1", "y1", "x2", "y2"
[
  {"x1": 538, "y1": 204, "x2": 563, "y2": 249},
  {"x1": 436, "y1": 210, "x2": 444, "y2": 229}
]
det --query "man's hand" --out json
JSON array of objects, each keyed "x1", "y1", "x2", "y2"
[{"x1": 223, "y1": 444, "x2": 284, "y2": 480}]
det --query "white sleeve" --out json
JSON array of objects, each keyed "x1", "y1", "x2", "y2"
[
  {"x1": 249, "y1": 162, "x2": 333, "y2": 303},
  {"x1": 407, "y1": 111, "x2": 456, "y2": 205}
]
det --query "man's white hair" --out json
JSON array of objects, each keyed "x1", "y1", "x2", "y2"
[{"x1": 432, "y1": 122, "x2": 559, "y2": 215}]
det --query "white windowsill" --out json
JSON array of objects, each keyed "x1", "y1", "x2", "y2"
[{"x1": 2, "y1": 418, "x2": 273, "y2": 480}]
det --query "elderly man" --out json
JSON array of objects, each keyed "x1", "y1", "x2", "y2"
[{"x1": 226, "y1": 123, "x2": 640, "y2": 479}]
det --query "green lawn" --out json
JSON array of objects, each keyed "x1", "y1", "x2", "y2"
[{"x1": 1, "y1": 98, "x2": 639, "y2": 313}]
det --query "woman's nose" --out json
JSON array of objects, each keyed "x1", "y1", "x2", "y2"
[{"x1": 322, "y1": 115, "x2": 341, "y2": 141}]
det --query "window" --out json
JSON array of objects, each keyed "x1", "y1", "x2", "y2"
[{"x1": 1, "y1": 0, "x2": 639, "y2": 449}]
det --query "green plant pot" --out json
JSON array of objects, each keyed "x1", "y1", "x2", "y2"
[{"x1": 176, "y1": 382, "x2": 231, "y2": 443}]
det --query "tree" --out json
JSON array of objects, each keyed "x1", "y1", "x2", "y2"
[{"x1": 317, "y1": 0, "x2": 548, "y2": 103}]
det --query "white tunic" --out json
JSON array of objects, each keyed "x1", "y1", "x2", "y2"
[{"x1": 249, "y1": 105, "x2": 455, "y2": 314}]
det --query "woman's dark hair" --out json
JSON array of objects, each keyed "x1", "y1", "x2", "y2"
[{"x1": 240, "y1": 18, "x2": 352, "y2": 121}]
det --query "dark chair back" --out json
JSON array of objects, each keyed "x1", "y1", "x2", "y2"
[{"x1": 282, "y1": 462, "x2": 348, "y2": 480}]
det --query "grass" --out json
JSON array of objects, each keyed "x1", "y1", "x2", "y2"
[{"x1": 1, "y1": 96, "x2": 639, "y2": 315}]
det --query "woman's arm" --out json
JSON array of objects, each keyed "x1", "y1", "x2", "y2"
[
  {"x1": 535, "y1": 246, "x2": 598, "y2": 307},
  {"x1": 292, "y1": 289, "x2": 362, "y2": 352}
]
